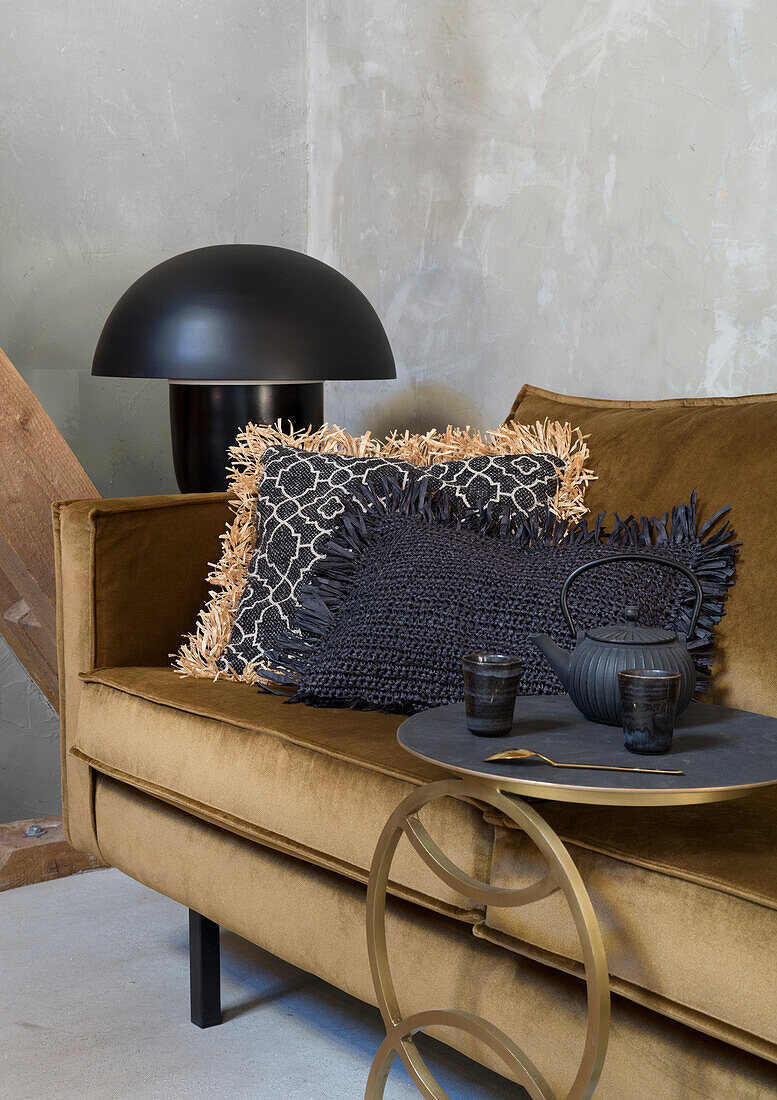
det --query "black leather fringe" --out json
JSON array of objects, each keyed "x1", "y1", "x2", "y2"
[{"x1": 261, "y1": 476, "x2": 739, "y2": 708}]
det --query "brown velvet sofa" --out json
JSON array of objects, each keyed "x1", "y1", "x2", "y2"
[{"x1": 55, "y1": 387, "x2": 777, "y2": 1098}]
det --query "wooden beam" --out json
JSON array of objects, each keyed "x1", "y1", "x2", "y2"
[
  {"x1": 0, "y1": 529, "x2": 56, "y2": 637},
  {"x1": 0, "y1": 346, "x2": 100, "y2": 710},
  {"x1": 0, "y1": 817, "x2": 104, "y2": 892},
  {"x1": 4, "y1": 598, "x2": 41, "y2": 628},
  {"x1": 0, "y1": 571, "x2": 59, "y2": 707}
]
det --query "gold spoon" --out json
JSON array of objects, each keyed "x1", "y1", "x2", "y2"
[{"x1": 483, "y1": 747, "x2": 684, "y2": 776}]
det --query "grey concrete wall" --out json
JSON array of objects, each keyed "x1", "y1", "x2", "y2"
[
  {"x1": 0, "y1": 648, "x2": 60, "y2": 822},
  {"x1": 4, "y1": 1, "x2": 777, "y2": 820},
  {"x1": 0, "y1": 0, "x2": 308, "y2": 822},
  {"x1": 312, "y1": 1, "x2": 777, "y2": 436}
]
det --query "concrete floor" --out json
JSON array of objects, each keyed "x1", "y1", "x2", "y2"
[{"x1": 1, "y1": 869, "x2": 523, "y2": 1099}]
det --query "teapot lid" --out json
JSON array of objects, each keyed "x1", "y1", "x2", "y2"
[{"x1": 586, "y1": 606, "x2": 677, "y2": 645}]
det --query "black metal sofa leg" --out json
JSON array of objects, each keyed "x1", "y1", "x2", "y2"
[{"x1": 189, "y1": 909, "x2": 222, "y2": 1027}]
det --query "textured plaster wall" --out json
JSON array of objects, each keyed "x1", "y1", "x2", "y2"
[
  {"x1": 0, "y1": 0, "x2": 308, "y2": 821},
  {"x1": 4, "y1": 1, "x2": 777, "y2": 820},
  {"x1": 1, "y1": 0, "x2": 307, "y2": 497},
  {"x1": 0, "y1": 647, "x2": 61, "y2": 823},
  {"x1": 312, "y1": 1, "x2": 777, "y2": 435}
]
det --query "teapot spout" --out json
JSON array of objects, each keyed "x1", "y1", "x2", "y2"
[{"x1": 530, "y1": 634, "x2": 571, "y2": 691}]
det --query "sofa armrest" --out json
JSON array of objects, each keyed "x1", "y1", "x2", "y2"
[{"x1": 53, "y1": 492, "x2": 231, "y2": 851}]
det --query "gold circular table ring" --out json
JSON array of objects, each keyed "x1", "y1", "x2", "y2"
[
  {"x1": 365, "y1": 778, "x2": 609, "y2": 1100},
  {"x1": 364, "y1": 695, "x2": 777, "y2": 1098}
]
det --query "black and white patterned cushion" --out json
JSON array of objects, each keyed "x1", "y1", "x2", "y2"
[{"x1": 219, "y1": 445, "x2": 564, "y2": 675}]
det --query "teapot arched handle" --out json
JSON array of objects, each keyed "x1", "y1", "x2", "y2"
[{"x1": 560, "y1": 553, "x2": 703, "y2": 639}]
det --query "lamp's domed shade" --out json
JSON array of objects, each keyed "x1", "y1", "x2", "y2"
[{"x1": 92, "y1": 245, "x2": 396, "y2": 382}]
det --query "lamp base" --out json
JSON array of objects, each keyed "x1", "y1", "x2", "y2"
[{"x1": 169, "y1": 382, "x2": 324, "y2": 493}]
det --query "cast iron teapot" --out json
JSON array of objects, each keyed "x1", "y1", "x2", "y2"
[{"x1": 530, "y1": 553, "x2": 703, "y2": 726}]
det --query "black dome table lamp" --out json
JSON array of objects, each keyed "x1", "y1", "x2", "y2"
[{"x1": 92, "y1": 245, "x2": 396, "y2": 493}]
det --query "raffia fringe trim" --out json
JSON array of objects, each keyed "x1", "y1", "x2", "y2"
[{"x1": 174, "y1": 417, "x2": 594, "y2": 683}]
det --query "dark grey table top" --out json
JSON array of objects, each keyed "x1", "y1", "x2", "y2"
[{"x1": 398, "y1": 696, "x2": 777, "y2": 806}]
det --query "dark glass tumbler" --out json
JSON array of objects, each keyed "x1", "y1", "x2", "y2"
[
  {"x1": 462, "y1": 654, "x2": 522, "y2": 736},
  {"x1": 618, "y1": 669, "x2": 681, "y2": 755}
]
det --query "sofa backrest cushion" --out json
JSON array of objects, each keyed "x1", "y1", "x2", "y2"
[{"x1": 508, "y1": 385, "x2": 777, "y2": 717}]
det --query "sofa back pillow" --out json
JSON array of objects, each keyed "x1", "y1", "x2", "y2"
[
  {"x1": 176, "y1": 418, "x2": 592, "y2": 682},
  {"x1": 220, "y1": 445, "x2": 568, "y2": 679},
  {"x1": 508, "y1": 385, "x2": 775, "y2": 715},
  {"x1": 263, "y1": 476, "x2": 737, "y2": 714}
]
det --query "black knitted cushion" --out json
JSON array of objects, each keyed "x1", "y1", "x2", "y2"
[
  {"x1": 264, "y1": 477, "x2": 738, "y2": 714},
  {"x1": 220, "y1": 444, "x2": 565, "y2": 676}
]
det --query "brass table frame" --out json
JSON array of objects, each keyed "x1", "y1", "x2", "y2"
[{"x1": 365, "y1": 777, "x2": 610, "y2": 1100}]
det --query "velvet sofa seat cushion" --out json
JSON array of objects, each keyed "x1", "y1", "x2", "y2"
[
  {"x1": 72, "y1": 667, "x2": 493, "y2": 920},
  {"x1": 93, "y1": 774, "x2": 777, "y2": 1099},
  {"x1": 483, "y1": 789, "x2": 777, "y2": 1055},
  {"x1": 508, "y1": 385, "x2": 777, "y2": 716},
  {"x1": 74, "y1": 667, "x2": 777, "y2": 1060}
]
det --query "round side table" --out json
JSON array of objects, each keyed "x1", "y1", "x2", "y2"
[{"x1": 364, "y1": 695, "x2": 777, "y2": 1100}]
